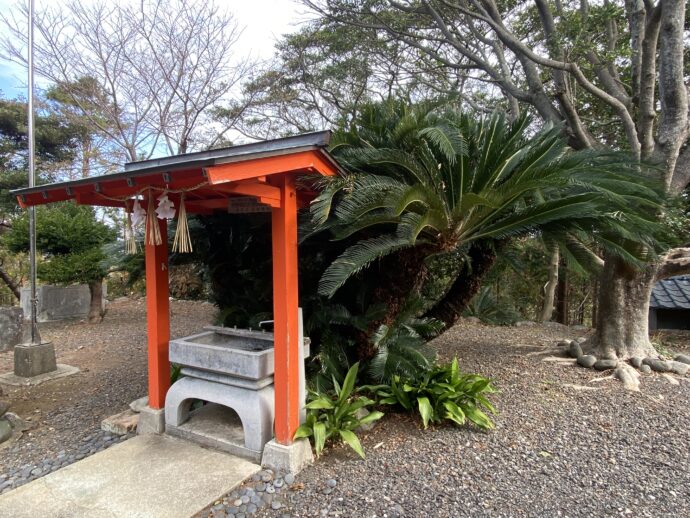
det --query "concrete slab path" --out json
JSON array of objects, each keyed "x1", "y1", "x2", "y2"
[{"x1": 0, "y1": 434, "x2": 259, "y2": 518}]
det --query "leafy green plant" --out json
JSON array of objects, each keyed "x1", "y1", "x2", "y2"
[
  {"x1": 650, "y1": 336, "x2": 673, "y2": 359},
  {"x1": 170, "y1": 363, "x2": 183, "y2": 384},
  {"x1": 313, "y1": 108, "x2": 662, "y2": 302},
  {"x1": 367, "y1": 358, "x2": 497, "y2": 430},
  {"x1": 463, "y1": 287, "x2": 520, "y2": 326},
  {"x1": 295, "y1": 362, "x2": 383, "y2": 458},
  {"x1": 366, "y1": 300, "x2": 442, "y2": 382}
]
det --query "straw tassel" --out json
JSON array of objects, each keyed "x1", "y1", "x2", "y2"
[
  {"x1": 172, "y1": 192, "x2": 192, "y2": 253},
  {"x1": 145, "y1": 192, "x2": 162, "y2": 246},
  {"x1": 124, "y1": 200, "x2": 138, "y2": 254}
]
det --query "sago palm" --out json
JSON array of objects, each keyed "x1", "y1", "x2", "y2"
[{"x1": 309, "y1": 104, "x2": 661, "y2": 324}]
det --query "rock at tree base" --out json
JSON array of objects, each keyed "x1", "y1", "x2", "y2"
[
  {"x1": 639, "y1": 364, "x2": 652, "y2": 374},
  {"x1": 594, "y1": 359, "x2": 618, "y2": 371},
  {"x1": 667, "y1": 361, "x2": 689, "y2": 376},
  {"x1": 556, "y1": 340, "x2": 570, "y2": 347},
  {"x1": 568, "y1": 342, "x2": 583, "y2": 359},
  {"x1": 630, "y1": 357, "x2": 643, "y2": 369},
  {"x1": 614, "y1": 365, "x2": 640, "y2": 391},
  {"x1": 576, "y1": 337, "x2": 587, "y2": 344},
  {"x1": 0, "y1": 418, "x2": 11, "y2": 444},
  {"x1": 642, "y1": 358, "x2": 671, "y2": 373},
  {"x1": 661, "y1": 374, "x2": 680, "y2": 385},
  {"x1": 3, "y1": 412, "x2": 30, "y2": 432},
  {"x1": 674, "y1": 354, "x2": 690, "y2": 365},
  {"x1": 577, "y1": 355, "x2": 597, "y2": 368}
]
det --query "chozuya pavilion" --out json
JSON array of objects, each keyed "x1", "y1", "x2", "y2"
[{"x1": 12, "y1": 131, "x2": 343, "y2": 472}]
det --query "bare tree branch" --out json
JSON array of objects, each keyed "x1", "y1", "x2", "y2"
[
  {"x1": 656, "y1": 248, "x2": 690, "y2": 280},
  {"x1": 0, "y1": 0, "x2": 251, "y2": 160}
]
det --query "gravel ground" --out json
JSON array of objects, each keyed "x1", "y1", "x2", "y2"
[
  {"x1": 219, "y1": 320, "x2": 689, "y2": 518},
  {"x1": 0, "y1": 298, "x2": 215, "y2": 493},
  {"x1": 3, "y1": 303, "x2": 689, "y2": 517}
]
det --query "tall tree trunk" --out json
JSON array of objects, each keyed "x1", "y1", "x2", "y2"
[
  {"x1": 591, "y1": 280, "x2": 599, "y2": 327},
  {"x1": 540, "y1": 246, "x2": 559, "y2": 322},
  {"x1": 88, "y1": 280, "x2": 105, "y2": 323},
  {"x1": 555, "y1": 259, "x2": 569, "y2": 325},
  {"x1": 426, "y1": 243, "x2": 497, "y2": 327},
  {"x1": 590, "y1": 257, "x2": 657, "y2": 359},
  {"x1": 0, "y1": 265, "x2": 20, "y2": 301}
]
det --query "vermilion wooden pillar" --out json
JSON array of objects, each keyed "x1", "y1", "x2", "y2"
[
  {"x1": 271, "y1": 175, "x2": 300, "y2": 445},
  {"x1": 145, "y1": 218, "x2": 170, "y2": 409}
]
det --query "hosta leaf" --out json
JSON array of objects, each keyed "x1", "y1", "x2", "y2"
[
  {"x1": 450, "y1": 358, "x2": 459, "y2": 381},
  {"x1": 339, "y1": 430, "x2": 365, "y2": 459},
  {"x1": 357, "y1": 410, "x2": 384, "y2": 426},
  {"x1": 313, "y1": 422, "x2": 327, "y2": 456},
  {"x1": 293, "y1": 424, "x2": 313, "y2": 440},
  {"x1": 464, "y1": 406, "x2": 495, "y2": 430},
  {"x1": 443, "y1": 400, "x2": 466, "y2": 425},
  {"x1": 470, "y1": 378, "x2": 494, "y2": 393},
  {"x1": 338, "y1": 362, "x2": 359, "y2": 404},
  {"x1": 305, "y1": 398, "x2": 334, "y2": 410},
  {"x1": 417, "y1": 396, "x2": 433, "y2": 429},
  {"x1": 476, "y1": 395, "x2": 497, "y2": 414},
  {"x1": 392, "y1": 381, "x2": 412, "y2": 409}
]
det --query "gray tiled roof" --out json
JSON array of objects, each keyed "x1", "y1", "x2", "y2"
[{"x1": 650, "y1": 275, "x2": 690, "y2": 309}]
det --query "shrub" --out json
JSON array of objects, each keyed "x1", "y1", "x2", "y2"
[
  {"x1": 367, "y1": 358, "x2": 496, "y2": 430},
  {"x1": 310, "y1": 298, "x2": 442, "y2": 390},
  {"x1": 463, "y1": 287, "x2": 520, "y2": 326},
  {"x1": 294, "y1": 362, "x2": 383, "y2": 458}
]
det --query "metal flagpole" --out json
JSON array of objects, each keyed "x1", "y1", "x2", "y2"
[{"x1": 27, "y1": 0, "x2": 40, "y2": 345}]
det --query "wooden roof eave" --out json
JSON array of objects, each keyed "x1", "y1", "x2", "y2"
[{"x1": 12, "y1": 132, "x2": 343, "y2": 210}]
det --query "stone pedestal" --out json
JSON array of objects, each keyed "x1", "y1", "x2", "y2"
[
  {"x1": 138, "y1": 405, "x2": 165, "y2": 434},
  {"x1": 261, "y1": 438, "x2": 313, "y2": 474},
  {"x1": 13, "y1": 342, "x2": 57, "y2": 377},
  {"x1": 164, "y1": 317, "x2": 310, "y2": 461}
]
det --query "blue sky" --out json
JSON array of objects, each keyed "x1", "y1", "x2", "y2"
[
  {"x1": 0, "y1": 62, "x2": 24, "y2": 97},
  {"x1": 0, "y1": 0, "x2": 306, "y2": 99}
]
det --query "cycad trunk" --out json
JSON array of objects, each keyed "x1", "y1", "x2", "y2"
[
  {"x1": 427, "y1": 243, "x2": 497, "y2": 327},
  {"x1": 591, "y1": 257, "x2": 657, "y2": 359},
  {"x1": 555, "y1": 259, "x2": 569, "y2": 325}
]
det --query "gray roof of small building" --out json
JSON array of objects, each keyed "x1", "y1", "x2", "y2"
[{"x1": 650, "y1": 275, "x2": 690, "y2": 310}]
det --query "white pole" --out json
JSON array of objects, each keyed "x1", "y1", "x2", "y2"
[{"x1": 27, "y1": 0, "x2": 40, "y2": 344}]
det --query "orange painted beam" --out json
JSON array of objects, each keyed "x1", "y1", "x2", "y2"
[
  {"x1": 206, "y1": 150, "x2": 338, "y2": 186},
  {"x1": 74, "y1": 194, "x2": 126, "y2": 208},
  {"x1": 145, "y1": 216, "x2": 170, "y2": 409},
  {"x1": 211, "y1": 182, "x2": 281, "y2": 208},
  {"x1": 212, "y1": 182, "x2": 282, "y2": 205},
  {"x1": 271, "y1": 175, "x2": 301, "y2": 444},
  {"x1": 185, "y1": 198, "x2": 230, "y2": 210}
]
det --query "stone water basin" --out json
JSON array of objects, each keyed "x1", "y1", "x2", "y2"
[{"x1": 169, "y1": 325, "x2": 309, "y2": 381}]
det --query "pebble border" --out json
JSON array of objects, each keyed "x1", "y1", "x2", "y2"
[
  {"x1": 199, "y1": 469, "x2": 343, "y2": 518},
  {"x1": 0, "y1": 430, "x2": 134, "y2": 495}
]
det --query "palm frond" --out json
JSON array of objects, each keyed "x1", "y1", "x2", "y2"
[{"x1": 318, "y1": 234, "x2": 414, "y2": 297}]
